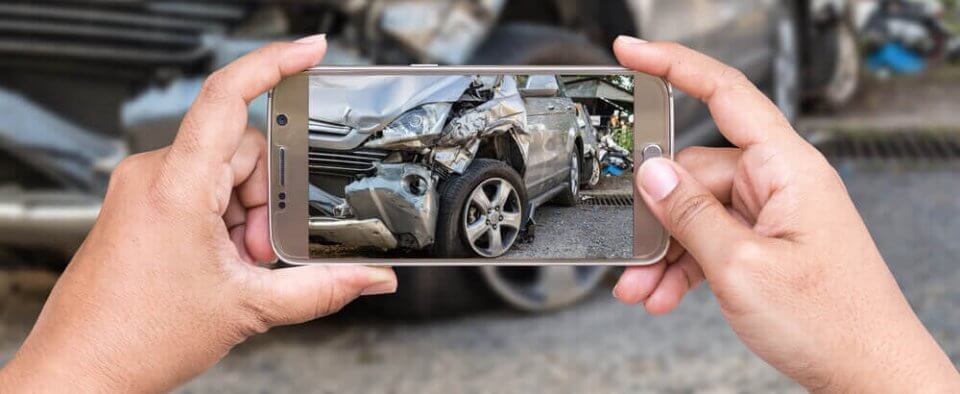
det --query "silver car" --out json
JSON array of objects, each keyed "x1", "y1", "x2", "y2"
[
  {"x1": 308, "y1": 74, "x2": 592, "y2": 258},
  {"x1": 0, "y1": 0, "x2": 859, "y2": 316}
]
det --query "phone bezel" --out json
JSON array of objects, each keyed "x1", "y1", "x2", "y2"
[{"x1": 269, "y1": 66, "x2": 673, "y2": 266}]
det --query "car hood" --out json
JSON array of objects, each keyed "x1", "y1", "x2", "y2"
[{"x1": 309, "y1": 75, "x2": 475, "y2": 133}]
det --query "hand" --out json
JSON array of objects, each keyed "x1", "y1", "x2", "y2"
[
  {"x1": 611, "y1": 37, "x2": 959, "y2": 392},
  {"x1": 0, "y1": 35, "x2": 397, "y2": 392}
]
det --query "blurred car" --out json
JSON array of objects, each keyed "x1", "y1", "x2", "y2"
[{"x1": 0, "y1": 0, "x2": 860, "y2": 317}]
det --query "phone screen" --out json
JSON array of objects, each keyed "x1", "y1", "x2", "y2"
[{"x1": 305, "y1": 73, "x2": 642, "y2": 260}]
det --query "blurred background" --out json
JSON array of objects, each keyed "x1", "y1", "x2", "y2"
[{"x1": 1, "y1": 0, "x2": 958, "y2": 392}]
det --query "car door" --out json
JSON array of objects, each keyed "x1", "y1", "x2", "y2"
[{"x1": 519, "y1": 75, "x2": 576, "y2": 197}]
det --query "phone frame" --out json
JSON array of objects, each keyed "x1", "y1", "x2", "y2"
[{"x1": 269, "y1": 65, "x2": 673, "y2": 266}]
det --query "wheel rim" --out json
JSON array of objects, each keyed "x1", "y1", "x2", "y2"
[
  {"x1": 462, "y1": 177, "x2": 522, "y2": 258},
  {"x1": 480, "y1": 265, "x2": 611, "y2": 312},
  {"x1": 569, "y1": 154, "x2": 579, "y2": 196},
  {"x1": 774, "y1": 14, "x2": 800, "y2": 122},
  {"x1": 588, "y1": 157, "x2": 601, "y2": 186},
  {"x1": 826, "y1": 25, "x2": 860, "y2": 105}
]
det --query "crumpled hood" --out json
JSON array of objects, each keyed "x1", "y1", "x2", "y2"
[{"x1": 309, "y1": 75, "x2": 475, "y2": 133}]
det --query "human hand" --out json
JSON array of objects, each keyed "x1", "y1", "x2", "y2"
[
  {"x1": 611, "y1": 37, "x2": 959, "y2": 392},
  {"x1": 0, "y1": 35, "x2": 397, "y2": 392}
]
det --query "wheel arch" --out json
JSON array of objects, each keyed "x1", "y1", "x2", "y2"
[{"x1": 474, "y1": 133, "x2": 527, "y2": 178}]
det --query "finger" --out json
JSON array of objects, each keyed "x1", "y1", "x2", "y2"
[
  {"x1": 644, "y1": 253, "x2": 705, "y2": 315},
  {"x1": 665, "y1": 239, "x2": 685, "y2": 263},
  {"x1": 613, "y1": 260, "x2": 666, "y2": 305},
  {"x1": 244, "y1": 205, "x2": 275, "y2": 263},
  {"x1": 223, "y1": 193, "x2": 246, "y2": 230},
  {"x1": 636, "y1": 158, "x2": 756, "y2": 276},
  {"x1": 613, "y1": 37, "x2": 799, "y2": 149},
  {"x1": 229, "y1": 224, "x2": 254, "y2": 264},
  {"x1": 675, "y1": 147, "x2": 740, "y2": 204},
  {"x1": 173, "y1": 35, "x2": 326, "y2": 166},
  {"x1": 233, "y1": 129, "x2": 269, "y2": 209},
  {"x1": 254, "y1": 265, "x2": 397, "y2": 326}
]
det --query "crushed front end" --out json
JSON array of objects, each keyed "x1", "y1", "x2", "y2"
[{"x1": 307, "y1": 74, "x2": 527, "y2": 251}]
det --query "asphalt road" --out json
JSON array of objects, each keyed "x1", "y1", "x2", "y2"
[{"x1": 0, "y1": 158, "x2": 956, "y2": 393}]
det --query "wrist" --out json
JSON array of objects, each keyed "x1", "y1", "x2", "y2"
[{"x1": 0, "y1": 343, "x2": 125, "y2": 392}]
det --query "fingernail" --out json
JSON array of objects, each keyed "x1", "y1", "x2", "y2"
[
  {"x1": 638, "y1": 159, "x2": 678, "y2": 201},
  {"x1": 361, "y1": 281, "x2": 396, "y2": 296},
  {"x1": 616, "y1": 35, "x2": 648, "y2": 45},
  {"x1": 360, "y1": 269, "x2": 397, "y2": 296},
  {"x1": 295, "y1": 34, "x2": 326, "y2": 44},
  {"x1": 612, "y1": 284, "x2": 623, "y2": 299}
]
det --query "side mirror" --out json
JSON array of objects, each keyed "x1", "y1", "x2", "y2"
[{"x1": 519, "y1": 75, "x2": 560, "y2": 97}]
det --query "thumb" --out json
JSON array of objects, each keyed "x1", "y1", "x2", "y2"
[
  {"x1": 254, "y1": 265, "x2": 397, "y2": 326},
  {"x1": 637, "y1": 158, "x2": 755, "y2": 274}
]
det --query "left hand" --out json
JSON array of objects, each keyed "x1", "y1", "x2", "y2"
[{"x1": 0, "y1": 35, "x2": 397, "y2": 392}]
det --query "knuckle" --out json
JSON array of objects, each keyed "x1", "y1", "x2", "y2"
[
  {"x1": 725, "y1": 239, "x2": 767, "y2": 267},
  {"x1": 716, "y1": 66, "x2": 754, "y2": 94},
  {"x1": 667, "y1": 192, "x2": 720, "y2": 238},
  {"x1": 108, "y1": 153, "x2": 149, "y2": 190},
  {"x1": 199, "y1": 70, "x2": 231, "y2": 104}
]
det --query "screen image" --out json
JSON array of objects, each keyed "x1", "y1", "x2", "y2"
[{"x1": 307, "y1": 73, "x2": 638, "y2": 260}]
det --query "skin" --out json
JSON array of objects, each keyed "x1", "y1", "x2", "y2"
[
  {"x1": 611, "y1": 36, "x2": 960, "y2": 392},
  {"x1": 0, "y1": 35, "x2": 397, "y2": 392},
  {"x1": 0, "y1": 34, "x2": 955, "y2": 392}
]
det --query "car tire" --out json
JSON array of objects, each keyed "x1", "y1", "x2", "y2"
[
  {"x1": 583, "y1": 155, "x2": 601, "y2": 190},
  {"x1": 808, "y1": 22, "x2": 861, "y2": 111},
  {"x1": 553, "y1": 149, "x2": 581, "y2": 206},
  {"x1": 432, "y1": 159, "x2": 527, "y2": 258},
  {"x1": 770, "y1": 1, "x2": 802, "y2": 124}
]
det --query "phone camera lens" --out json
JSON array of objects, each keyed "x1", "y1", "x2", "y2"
[
  {"x1": 278, "y1": 202, "x2": 286, "y2": 209},
  {"x1": 279, "y1": 192, "x2": 286, "y2": 200},
  {"x1": 276, "y1": 114, "x2": 288, "y2": 126}
]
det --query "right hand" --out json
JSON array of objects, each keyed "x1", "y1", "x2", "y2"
[{"x1": 611, "y1": 36, "x2": 959, "y2": 392}]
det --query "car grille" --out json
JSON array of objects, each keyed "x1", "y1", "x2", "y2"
[
  {"x1": 309, "y1": 119, "x2": 353, "y2": 137},
  {"x1": 308, "y1": 148, "x2": 389, "y2": 177},
  {"x1": 0, "y1": 2, "x2": 245, "y2": 73}
]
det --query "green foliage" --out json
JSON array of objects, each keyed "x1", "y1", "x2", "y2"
[{"x1": 611, "y1": 125, "x2": 634, "y2": 152}]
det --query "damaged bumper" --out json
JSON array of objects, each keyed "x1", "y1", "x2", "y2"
[
  {"x1": 311, "y1": 163, "x2": 439, "y2": 250},
  {"x1": 309, "y1": 218, "x2": 398, "y2": 250}
]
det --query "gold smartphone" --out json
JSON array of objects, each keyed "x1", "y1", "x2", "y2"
[{"x1": 269, "y1": 66, "x2": 672, "y2": 265}]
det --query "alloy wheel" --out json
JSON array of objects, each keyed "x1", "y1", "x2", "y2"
[
  {"x1": 463, "y1": 177, "x2": 522, "y2": 258},
  {"x1": 479, "y1": 265, "x2": 610, "y2": 312}
]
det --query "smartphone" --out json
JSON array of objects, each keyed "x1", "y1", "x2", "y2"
[{"x1": 269, "y1": 66, "x2": 672, "y2": 265}]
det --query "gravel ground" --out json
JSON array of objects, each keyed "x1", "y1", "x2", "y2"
[
  {"x1": 0, "y1": 160, "x2": 956, "y2": 393},
  {"x1": 311, "y1": 175, "x2": 635, "y2": 260}
]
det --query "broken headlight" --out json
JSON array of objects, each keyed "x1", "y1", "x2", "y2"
[{"x1": 364, "y1": 103, "x2": 452, "y2": 150}]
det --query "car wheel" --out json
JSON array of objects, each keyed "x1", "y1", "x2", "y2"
[
  {"x1": 583, "y1": 155, "x2": 601, "y2": 190},
  {"x1": 433, "y1": 159, "x2": 527, "y2": 258},
  {"x1": 554, "y1": 149, "x2": 580, "y2": 206},
  {"x1": 816, "y1": 23, "x2": 861, "y2": 110},
  {"x1": 478, "y1": 265, "x2": 610, "y2": 312},
  {"x1": 771, "y1": 2, "x2": 802, "y2": 124},
  {"x1": 469, "y1": 23, "x2": 612, "y2": 313}
]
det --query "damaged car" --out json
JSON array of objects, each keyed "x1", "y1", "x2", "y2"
[{"x1": 308, "y1": 74, "x2": 593, "y2": 258}]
